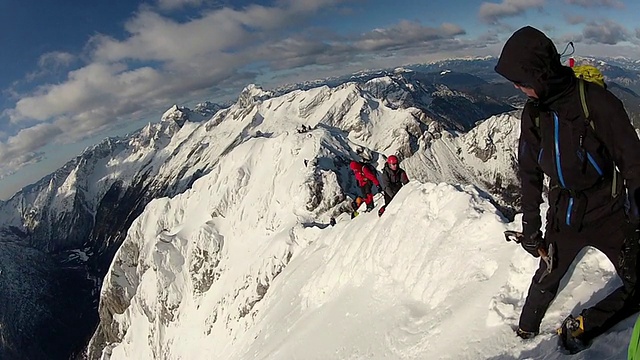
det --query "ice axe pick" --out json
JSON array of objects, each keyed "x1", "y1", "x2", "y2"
[{"x1": 504, "y1": 230, "x2": 555, "y2": 283}]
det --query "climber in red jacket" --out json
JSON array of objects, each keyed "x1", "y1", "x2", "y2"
[{"x1": 349, "y1": 161, "x2": 380, "y2": 211}]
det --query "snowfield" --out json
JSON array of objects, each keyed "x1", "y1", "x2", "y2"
[
  {"x1": 96, "y1": 176, "x2": 632, "y2": 359},
  {"x1": 87, "y1": 76, "x2": 635, "y2": 360}
]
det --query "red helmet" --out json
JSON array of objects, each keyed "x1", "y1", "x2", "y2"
[
  {"x1": 387, "y1": 155, "x2": 399, "y2": 165},
  {"x1": 350, "y1": 161, "x2": 361, "y2": 171}
]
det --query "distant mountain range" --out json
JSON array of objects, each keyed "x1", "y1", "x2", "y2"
[{"x1": 275, "y1": 56, "x2": 640, "y2": 126}]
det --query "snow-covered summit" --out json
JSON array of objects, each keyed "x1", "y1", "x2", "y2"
[
  {"x1": 0, "y1": 69, "x2": 527, "y2": 359},
  {"x1": 236, "y1": 84, "x2": 273, "y2": 109},
  {"x1": 90, "y1": 175, "x2": 632, "y2": 359},
  {"x1": 161, "y1": 102, "x2": 223, "y2": 127},
  {"x1": 161, "y1": 105, "x2": 189, "y2": 126},
  {"x1": 85, "y1": 79, "x2": 621, "y2": 359}
]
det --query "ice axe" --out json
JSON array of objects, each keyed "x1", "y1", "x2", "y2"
[{"x1": 504, "y1": 230, "x2": 555, "y2": 283}]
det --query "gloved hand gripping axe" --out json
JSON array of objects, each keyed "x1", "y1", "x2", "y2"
[{"x1": 504, "y1": 230, "x2": 555, "y2": 283}]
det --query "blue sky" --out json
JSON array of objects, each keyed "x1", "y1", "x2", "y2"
[{"x1": 1, "y1": 0, "x2": 639, "y2": 200}]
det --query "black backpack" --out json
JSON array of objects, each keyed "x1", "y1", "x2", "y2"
[
  {"x1": 359, "y1": 162, "x2": 377, "y2": 175},
  {"x1": 529, "y1": 79, "x2": 619, "y2": 198}
]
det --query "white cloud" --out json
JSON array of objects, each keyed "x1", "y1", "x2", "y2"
[
  {"x1": 1, "y1": 1, "x2": 478, "y2": 177},
  {"x1": 0, "y1": 123, "x2": 62, "y2": 173},
  {"x1": 355, "y1": 21, "x2": 466, "y2": 51},
  {"x1": 277, "y1": 0, "x2": 348, "y2": 13},
  {"x1": 24, "y1": 51, "x2": 77, "y2": 82},
  {"x1": 557, "y1": 32, "x2": 584, "y2": 45},
  {"x1": 582, "y1": 20, "x2": 629, "y2": 45},
  {"x1": 38, "y1": 51, "x2": 76, "y2": 69},
  {"x1": 0, "y1": 153, "x2": 43, "y2": 181},
  {"x1": 90, "y1": 9, "x2": 256, "y2": 64},
  {"x1": 254, "y1": 21, "x2": 468, "y2": 71},
  {"x1": 8, "y1": 3, "x2": 471, "y2": 125},
  {"x1": 479, "y1": 0, "x2": 545, "y2": 24},
  {"x1": 565, "y1": 14, "x2": 585, "y2": 25},
  {"x1": 11, "y1": 63, "x2": 129, "y2": 122},
  {"x1": 565, "y1": 0, "x2": 624, "y2": 8},
  {"x1": 156, "y1": 0, "x2": 205, "y2": 10}
]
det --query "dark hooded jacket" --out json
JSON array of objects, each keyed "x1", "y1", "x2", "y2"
[
  {"x1": 495, "y1": 26, "x2": 640, "y2": 236},
  {"x1": 381, "y1": 163, "x2": 409, "y2": 198}
]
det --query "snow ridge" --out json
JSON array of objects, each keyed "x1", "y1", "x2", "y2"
[
  {"x1": 0, "y1": 68, "x2": 565, "y2": 359},
  {"x1": 94, "y1": 178, "x2": 632, "y2": 359},
  {"x1": 89, "y1": 81, "x2": 627, "y2": 359}
]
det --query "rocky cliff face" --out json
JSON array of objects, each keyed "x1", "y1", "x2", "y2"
[{"x1": 0, "y1": 102, "x2": 220, "y2": 360}]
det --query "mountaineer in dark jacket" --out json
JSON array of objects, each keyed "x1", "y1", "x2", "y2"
[
  {"x1": 495, "y1": 26, "x2": 640, "y2": 353},
  {"x1": 378, "y1": 155, "x2": 409, "y2": 216}
]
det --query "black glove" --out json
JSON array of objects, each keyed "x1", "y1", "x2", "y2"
[{"x1": 521, "y1": 230, "x2": 544, "y2": 258}]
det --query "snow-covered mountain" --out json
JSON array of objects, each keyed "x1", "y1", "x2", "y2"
[
  {"x1": 0, "y1": 68, "x2": 517, "y2": 359},
  {"x1": 272, "y1": 56, "x2": 640, "y2": 126},
  {"x1": 83, "y1": 84, "x2": 521, "y2": 358},
  {"x1": 1, "y1": 62, "x2": 634, "y2": 359},
  {"x1": 90, "y1": 179, "x2": 634, "y2": 359},
  {"x1": 0, "y1": 102, "x2": 222, "y2": 359}
]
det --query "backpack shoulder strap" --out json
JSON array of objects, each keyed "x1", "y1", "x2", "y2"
[
  {"x1": 359, "y1": 162, "x2": 374, "y2": 174},
  {"x1": 578, "y1": 79, "x2": 595, "y2": 131},
  {"x1": 578, "y1": 79, "x2": 619, "y2": 197},
  {"x1": 525, "y1": 101, "x2": 542, "y2": 141}
]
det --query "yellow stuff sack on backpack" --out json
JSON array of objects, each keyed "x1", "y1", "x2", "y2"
[{"x1": 573, "y1": 64, "x2": 606, "y2": 88}]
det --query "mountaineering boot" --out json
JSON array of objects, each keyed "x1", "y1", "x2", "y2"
[
  {"x1": 557, "y1": 315, "x2": 588, "y2": 354},
  {"x1": 366, "y1": 203, "x2": 375, "y2": 212},
  {"x1": 515, "y1": 327, "x2": 538, "y2": 340},
  {"x1": 378, "y1": 205, "x2": 386, "y2": 217}
]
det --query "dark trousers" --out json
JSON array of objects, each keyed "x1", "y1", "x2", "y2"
[
  {"x1": 384, "y1": 192, "x2": 393, "y2": 205},
  {"x1": 384, "y1": 184, "x2": 402, "y2": 206},
  {"x1": 519, "y1": 210, "x2": 639, "y2": 340},
  {"x1": 359, "y1": 182, "x2": 373, "y2": 206}
]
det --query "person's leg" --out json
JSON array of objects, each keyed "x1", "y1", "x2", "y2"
[
  {"x1": 384, "y1": 192, "x2": 393, "y2": 206},
  {"x1": 362, "y1": 183, "x2": 374, "y2": 210},
  {"x1": 580, "y1": 221, "x2": 640, "y2": 340},
  {"x1": 357, "y1": 184, "x2": 367, "y2": 204},
  {"x1": 377, "y1": 192, "x2": 392, "y2": 216},
  {"x1": 385, "y1": 185, "x2": 402, "y2": 205},
  {"x1": 519, "y1": 231, "x2": 584, "y2": 333}
]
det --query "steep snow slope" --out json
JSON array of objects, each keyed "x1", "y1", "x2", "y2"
[
  {"x1": 93, "y1": 177, "x2": 632, "y2": 359},
  {"x1": 2, "y1": 69, "x2": 515, "y2": 359},
  {"x1": 87, "y1": 85, "x2": 628, "y2": 359}
]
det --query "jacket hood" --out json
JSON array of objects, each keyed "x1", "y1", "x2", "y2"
[{"x1": 495, "y1": 26, "x2": 575, "y2": 101}]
